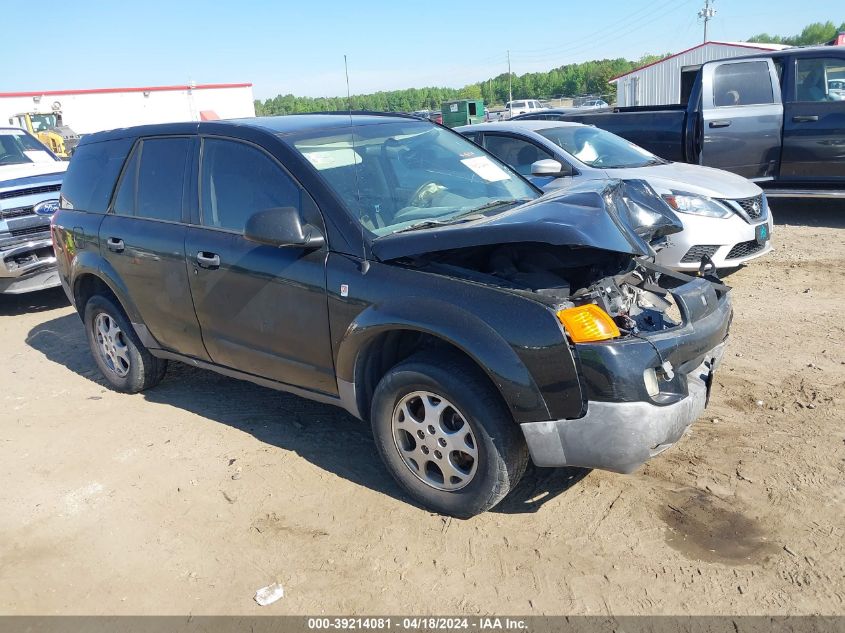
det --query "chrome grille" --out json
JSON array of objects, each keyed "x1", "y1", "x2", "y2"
[
  {"x1": 0, "y1": 206, "x2": 35, "y2": 219},
  {"x1": 726, "y1": 240, "x2": 766, "y2": 260},
  {"x1": 734, "y1": 194, "x2": 764, "y2": 219},
  {"x1": 9, "y1": 225, "x2": 50, "y2": 238},
  {"x1": 681, "y1": 244, "x2": 719, "y2": 263},
  {"x1": 0, "y1": 184, "x2": 61, "y2": 200}
]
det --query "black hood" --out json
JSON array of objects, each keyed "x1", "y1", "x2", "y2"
[{"x1": 372, "y1": 179, "x2": 683, "y2": 261}]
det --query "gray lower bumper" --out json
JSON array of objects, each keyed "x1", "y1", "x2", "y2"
[
  {"x1": 520, "y1": 344, "x2": 724, "y2": 474},
  {"x1": 0, "y1": 238, "x2": 60, "y2": 295}
]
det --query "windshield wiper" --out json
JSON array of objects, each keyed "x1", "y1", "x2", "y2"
[
  {"x1": 467, "y1": 198, "x2": 532, "y2": 214},
  {"x1": 392, "y1": 214, "x2": 487, "y2": 234}
]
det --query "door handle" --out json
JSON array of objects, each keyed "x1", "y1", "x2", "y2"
[
  {"x1": 709, "y1": 120, "x2": 732, "y2": 128},
  {"x1": 196, "y1": 251, "x2": 220, "y2": 269},
  {"x1": 107, "y1": 237, "x2": 124, "y2": 253},
  {"x1": 792, "y1": 115, "x2": 819, "y2": 122}
]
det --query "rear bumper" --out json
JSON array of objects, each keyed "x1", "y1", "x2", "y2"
[
  {"x1": 0, "y1": 237, "x2": 60, "y2": 294},
  {"x1": 520, "y1": 342, "x2": 725, "y2": 473}
]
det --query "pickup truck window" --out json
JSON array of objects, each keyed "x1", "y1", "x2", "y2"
[
  {"x1": 290, "y1": 121, "x2": 537, "y2": 236},
  {"x1": 537, "y1": 126, "x2": 663, "y2": 169},
  {"x1": 713, "y1": 61, "x2": 774, "y2": 107},
  {"x1": 200, "y1": 138, "x2": 301, "y2": 232},
  {"x1": 113, "y1": 137, "x2": 190, "y2": 222},
  {"x1": 795, "y1": 58, "x2": 845, "y2": 102},
  {"x1": 60, "y1": 138, "x2": 133, "y2": 213}
]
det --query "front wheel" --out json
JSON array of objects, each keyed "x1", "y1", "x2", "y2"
[
  {"x1": 84, "y1": 294, "x2": 167, "y2": 393},
  {"x1": 370, "y1": 352, "x2": 528, "y2": 518}
]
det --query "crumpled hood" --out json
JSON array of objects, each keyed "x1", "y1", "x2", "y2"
[
  {"x1": 0, "y1": 161, "x2": 68, "y2": 190},
  {"x1": 605, "y1": 162, "x2": 762, "y2": 199},
  {"x1": 372, "y1": 180, "x2": 681, "y2": 261}
]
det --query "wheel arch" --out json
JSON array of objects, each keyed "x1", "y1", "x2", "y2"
[{"x1": 335, "y1": 299, "x2": 551, "y2": 425}]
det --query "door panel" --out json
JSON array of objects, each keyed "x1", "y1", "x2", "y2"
[
  {"x1": 701, "y1": 58, "x2": 783, "y2": 179},
  {"x1": 781, "y1": 56, "x2": 845, "y2": 181},
  {"x1": 99, "y1": 215, "x2": 208, "y2": 359},
  {"x1": 184, "y1": 228, "x2": 336, "y2": 393}
]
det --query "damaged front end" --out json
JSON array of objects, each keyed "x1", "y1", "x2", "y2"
[{"x1": 375, "y1": 180, "x2": 731, "y2": 474}]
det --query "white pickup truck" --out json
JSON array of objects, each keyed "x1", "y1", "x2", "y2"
[
  {"x1": 0, "y1": 127, "x2": 67, "y2": 294},
  {"x1": 505, "y1": 99, "x2": 547, "y2": 118}
]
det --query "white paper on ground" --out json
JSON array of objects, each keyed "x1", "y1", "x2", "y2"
[
  {"x1": 254, "y1": 582, "x2": 284, "y2": 606},
  {"x1": 460, "y1": 156, "x2": 510, "y2": 182}
]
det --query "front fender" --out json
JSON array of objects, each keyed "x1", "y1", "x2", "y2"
[{"x1": 335, "y1": 298, "x2": 551, "y2": 424}]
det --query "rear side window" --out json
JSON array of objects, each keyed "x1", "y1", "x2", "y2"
[
  {"x1": 59, "y1": 138, "x2": 133, "y2": 213},
  {"x1": 713, "y1": 61, "x2": 774, "y2": 107},
  {"x1": 199, "y1": 138, "x2": 300, "y2": 232},
  {"x1": 112, "y1": 137, "x2": 191, "y2": 222}
]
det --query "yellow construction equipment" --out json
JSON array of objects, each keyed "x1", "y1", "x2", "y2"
[{"x1": 9, "y1": 111, "x2": 79, "y2": 159}]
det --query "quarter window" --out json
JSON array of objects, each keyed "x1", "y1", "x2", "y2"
[
  {"x1": 200, "y1": 138, "x2": 301, "y2": 232},
  {"x1": 713, "y1": 61, "x2": 774, "y2": 107},
  {"x1": 59, "y1": 138, "x2": 133, "y2": 213},
  {"x1": 112, "y1": 137, "x2": 190, "y2": 222}
]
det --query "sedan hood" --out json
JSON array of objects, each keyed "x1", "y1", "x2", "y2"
[
  {"x1": 605, "y1": 162, "x2": 761, "y2": 199},
  {"x1": 372, "y1": 180, "x2": 683, "y2": 261}
]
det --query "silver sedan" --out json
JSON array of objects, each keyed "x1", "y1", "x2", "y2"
[{"x1": 457, "y1": 120, "x2": 773, "y2": 271}]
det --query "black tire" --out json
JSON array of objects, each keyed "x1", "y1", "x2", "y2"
[
  {"x1": 83, "y1": 294, "x2": 167, "y2": 393},
  {"x1": 370, "y1": 351, "x2": 528, "y2": 518}
]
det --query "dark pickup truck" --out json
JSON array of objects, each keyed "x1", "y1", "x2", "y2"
[
  {"x1": 517, "y1": 46, "x2": 845, "y2": 198},
  {"x1": 53, "y1": 113, "x2": 731, "y2": 517}
]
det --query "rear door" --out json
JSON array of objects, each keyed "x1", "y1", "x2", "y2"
[
  {"x1": 700, "y1": 58, "x2": 783, "y2": 179},
  {"x1": 101, "y1": 135, "x2": 209, "y2": 359},
  {"x1": 780, "y1": 55, "x2": 845, "y2": 182},
  {"x1": 184, "y1": 135, "x2": 336, "y2": 394}
]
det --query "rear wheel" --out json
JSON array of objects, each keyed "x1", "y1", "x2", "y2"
[
  {"x1": 84, "y1": 294, "x2": 167, "y2": 393},
  {"x1": 370, "y1": 352, "x2": 528, "y2": 518}
]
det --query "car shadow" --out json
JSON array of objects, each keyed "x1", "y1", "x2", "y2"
[
  {"x1": 768, "y1": 198, "x2": 845, "y2": 229},
  {"x1": 26, "y1": 312, "x2": 584, "y2": 516},
  {"x1": 0, "y1": 287, "x2": 69, "y2": 316}
]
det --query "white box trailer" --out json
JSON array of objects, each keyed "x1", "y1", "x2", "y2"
[{"x1": 0, "y1": 82, "x2": 256, "y2": 136}]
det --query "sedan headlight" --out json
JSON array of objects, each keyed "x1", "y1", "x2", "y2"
[{"x1": 661, "y1": 191, "x2": 733, "y2": 218}]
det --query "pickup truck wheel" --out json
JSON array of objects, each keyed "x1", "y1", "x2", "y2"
[
  {"x1": 83, "y1": 294, "x2": 167, "y2": 393},
  {"x1": 371, "y1": 352, "x2": 528, "y2": 518}
]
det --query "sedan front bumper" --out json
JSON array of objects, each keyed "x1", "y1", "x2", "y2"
[{"x1": 520, "y1": 342, "x2": 725, "y2": 474}]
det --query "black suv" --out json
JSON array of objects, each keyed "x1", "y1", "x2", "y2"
[{"x1": 53, "y1": 114, "x2": 731, "y2": 517}]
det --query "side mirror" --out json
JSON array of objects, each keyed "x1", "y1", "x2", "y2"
[
  {"x1": 531, "y1": 159, "x2": 572, "y2": 177},
  {"x1": 244, "y1": 206, "x2": 325, "y2": 249}
]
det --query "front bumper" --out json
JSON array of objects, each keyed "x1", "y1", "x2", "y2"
[
  {"x1": 520, "y1": 342, "x2": 725, "y2": 473},
  {"x1": 656, "y1": 209, "x2": 774, "y2": 271},
  {"x1": 0, "y1": 237, "x2": 60, "y2": 294}
]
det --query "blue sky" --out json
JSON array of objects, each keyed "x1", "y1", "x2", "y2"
[{"x1": 4, "y1": 0, "x2": 839, "y2": 99}]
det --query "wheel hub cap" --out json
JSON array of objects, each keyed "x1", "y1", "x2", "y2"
[
  {"x1": 94, "y1": 313, "x2": 130, "y2": 378},
  {"x1": 391, "y1": 391, "x2": 478, "y2": 491}
]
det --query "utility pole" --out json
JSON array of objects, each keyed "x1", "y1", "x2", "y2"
[
  {"x1": 507, "y1": 50, "x2": 513, "y2": 104},
  {"x1": 698, "y1": 0, "x2": 715, "y2": 43}
]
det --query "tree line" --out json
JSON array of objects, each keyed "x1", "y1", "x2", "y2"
[{"x1": 255, "y1": 20, "x2": 844, "y2": 116}]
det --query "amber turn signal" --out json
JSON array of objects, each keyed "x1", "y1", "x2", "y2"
[{"x1": 557, "y1": 304, "x2": 621, "y2": 343}]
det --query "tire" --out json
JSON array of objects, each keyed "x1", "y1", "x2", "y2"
[
  {"x1": 83, "y1": 294, "x2": 167, "y2": 393},
  {"x1": 370, "y1": 351, "x2": 528, "y2": 518}
]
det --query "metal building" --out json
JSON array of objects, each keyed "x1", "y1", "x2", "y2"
[
  {"x1": 610, "y1": 41, "x2": 789, "y2": 107},
  {"x1": 0, "y1": 83, "x2": 255, "y2": 136}
]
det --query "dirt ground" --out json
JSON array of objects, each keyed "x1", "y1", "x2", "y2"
[{"x1": 1, "y1": 200, "x2": 843, "y2": 616}]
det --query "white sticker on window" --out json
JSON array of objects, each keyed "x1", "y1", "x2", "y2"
[
  {"x1": 301, "y1": 148, "x2": 361, "y2": 170},
  {"x1": 460, "y1": 156, "x2": 510, "y2": 182},
  {"x1": 450, "y1": 103, "x2": 458, "y2": 112},
  {"x1": 23, "y1": 150, "x2": 55, "y2": 164}
]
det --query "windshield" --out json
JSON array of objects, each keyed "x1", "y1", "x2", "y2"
[
  {"x1": 290, "y1": 120, "x2": 538, "y2": 236},
  {"x1": 28, "y1": 114, "x2": 57, "y2": 132},
  {"x1": 0, "y1": 130, "x2": 57, "y2": 166},
  {"x1": 538, "y1": 126, "x2": 665, "y2": 169}
]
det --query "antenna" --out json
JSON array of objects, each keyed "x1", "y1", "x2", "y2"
[
  {"x1": 698, "y1": 0, "x2": 715, "y2": 43},
  {"x1": 343, "y1": 55, "x2": 368, "y2": 269}
]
